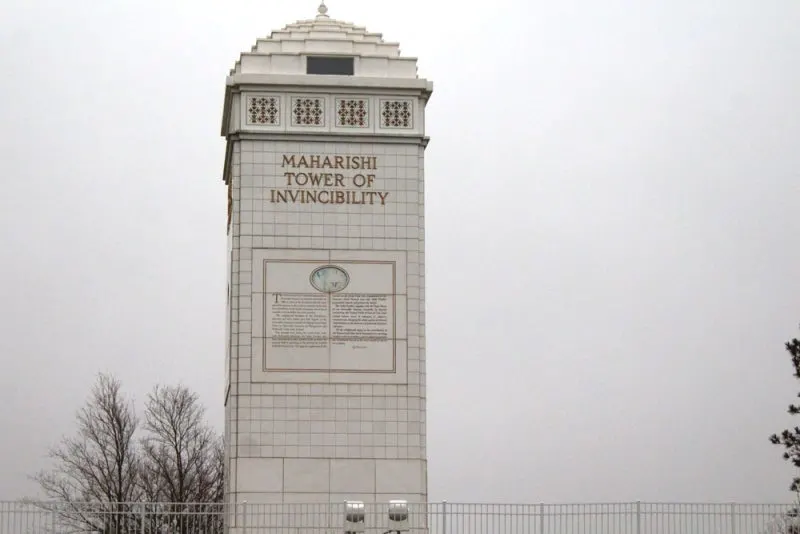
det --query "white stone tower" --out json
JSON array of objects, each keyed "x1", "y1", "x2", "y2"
[{"x1": 220, "y1": 0, "x2": 433, "y2": 512}]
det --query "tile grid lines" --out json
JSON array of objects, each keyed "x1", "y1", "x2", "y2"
[{"x1": 226, "y1": 140, "x2": 426, "y2": 462}]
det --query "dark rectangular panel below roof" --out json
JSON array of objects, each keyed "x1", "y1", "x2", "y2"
[{"x1": 307, "y1": 56, "x2": 355, "y2": 75}]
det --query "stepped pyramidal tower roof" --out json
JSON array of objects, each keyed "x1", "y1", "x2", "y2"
[{"x1": 227, "y1": 1, "x2": 426, "y2": 79}]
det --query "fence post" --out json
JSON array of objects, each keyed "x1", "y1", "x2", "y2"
[
  {"x1": 442, "y1": 500, "x2": 447, "y2": 534},
  {"x1": 242, "y1": 500, "x2": 248, "y2": 534},
  {"x1": 51, "y1": 505, "x2": 57, "y2": 534},
  {"x1": 731, "y1": 503, "x2": 736, "y2": 534},
  {"x1": 539, "y1": 503, "x2": 545, "y2": 534},
  {"x1": 636, "y1": 501, "x2": 642, "y2": 534},
  {"x1": 140, "y1": 503, "x2": 145, "y2": 534}
]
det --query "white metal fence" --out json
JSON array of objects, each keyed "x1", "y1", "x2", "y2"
[{"x1": 1, "y1": 501, "x2": 799, "y2": 534}]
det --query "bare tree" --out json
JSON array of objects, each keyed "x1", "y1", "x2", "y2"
[
  {"x1": 140, "y1": 384, "x2": 223, "y2": 533},
  {"x1": 207, "y1": 435, "x2": 225, "y2": 504},
  {"x1": 30, "y1": 376, "x2": 224, "y2": 533},
  {"x1": 141, "y1": 384, "x2": 220, "y2": 503},
  {"x1": 31, "y1": 373, "x2": 141, "y2": 532}
]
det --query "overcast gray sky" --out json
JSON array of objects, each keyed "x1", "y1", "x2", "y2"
[{"x1": 0, "y1": 0, "x2": 798, "y2": 504}]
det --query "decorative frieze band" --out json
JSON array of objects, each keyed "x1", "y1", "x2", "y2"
[{"x1": 241, "y1": 94, "x2": 417, "y2": 133}]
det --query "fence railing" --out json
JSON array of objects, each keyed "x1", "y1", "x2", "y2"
[{"x1": 1, "y1": 501, "x2": 799, "y2": 534}]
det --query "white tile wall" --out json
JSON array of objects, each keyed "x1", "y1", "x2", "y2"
[
  {"x1": 236, "y1": 458, "x2": 283, "y2": 493},
  {"x1": 330, "y1": 459, "x2": 376, "y2": 493},
  {"x1": 284, "y1": 459, "x2": 330, "y2": 493},
  {"x1": 225, "y1": 139, "x2": 427, "y2": 504}
]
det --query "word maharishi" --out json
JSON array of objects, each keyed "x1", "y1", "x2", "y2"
[{"x1": 268, "y1": 154, "x2": 390, "y2": 206}]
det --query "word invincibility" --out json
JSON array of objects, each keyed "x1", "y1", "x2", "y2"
[{"x1": 270, "y1": 189, "x2": 389, "y2": 205}]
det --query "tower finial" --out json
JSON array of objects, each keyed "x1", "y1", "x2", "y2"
[{"x1": 317, "y1": 0, "x2": 329, "y2": 17}]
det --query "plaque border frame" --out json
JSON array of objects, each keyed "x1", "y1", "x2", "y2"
[{"x1": 250, "y1": 248, "x2": 408, "y2": 385}]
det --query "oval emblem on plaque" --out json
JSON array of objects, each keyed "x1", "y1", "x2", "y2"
[{"x1": 310, "y1": 265, "x2": 350, "y2": 293}]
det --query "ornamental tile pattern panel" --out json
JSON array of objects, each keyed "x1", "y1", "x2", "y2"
[
  {"x1": 291, "y1": 97, "x2": 326, "y2": 127},
  {"x1": 335, "y1": 98, "x2": 369, "y2": 128},
  {"x1": 247, "y1": 96, "x2": 281, "y2": 126},
  {"x1": 380, "y1": 100, "x2": 413, "y2": 129}
]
